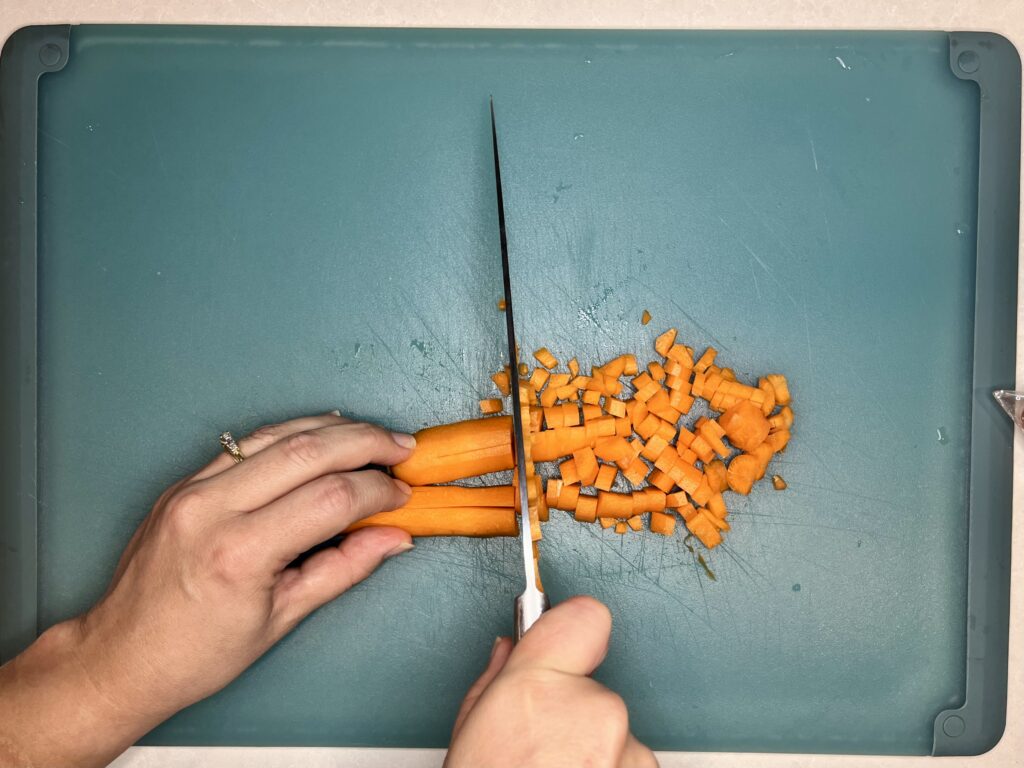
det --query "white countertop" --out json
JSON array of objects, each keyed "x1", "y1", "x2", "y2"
[{"x1": 2, "y1": 2, "x2": 1020, "y2": 766}]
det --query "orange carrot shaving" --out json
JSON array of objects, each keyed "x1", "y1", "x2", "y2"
[{"x1": 641, "y1": 309, "x2": 652, "y2": 325}]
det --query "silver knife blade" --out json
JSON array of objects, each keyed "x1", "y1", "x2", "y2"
[{"x1": 489, "y1": 99, "x2": 548, "y2": 640}]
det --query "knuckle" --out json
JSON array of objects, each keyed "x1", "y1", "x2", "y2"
[
  {"x1": 163, "y1": 489, "x2": 208, "y2": 534},
  {"x1": 316, "y1": 474, "x2": 356, "y2": 512},
  {"x1": 350, "y1": 421, "x2": 389, "y2": 450},
  {"x1": 281, "y1": 430, "x2": 323, "y2": 467},
  {"x1": 247, "y1": 423, "x2": 282, "y2": 444},
  {"x1": 205, "y1": 535, "x2": 253, "y2": 583}
]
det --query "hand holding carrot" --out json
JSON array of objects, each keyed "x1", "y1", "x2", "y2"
[
  {"x1": 0, "y1": 413, "x2": 415, "y2": 768},
  {"x1": 446, "y1": 596, "x2": 659, "y2": 768}
]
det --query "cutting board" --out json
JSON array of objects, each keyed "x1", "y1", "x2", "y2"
[{"x1": 0, "y1": 25, "x2": 1018, "y2": 755}]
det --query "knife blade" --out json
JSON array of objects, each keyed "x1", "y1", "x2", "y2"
[{"x1": 489, "y1": 99, "x2": 549, "y2": 640}]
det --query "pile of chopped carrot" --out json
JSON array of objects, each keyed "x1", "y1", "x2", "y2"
[{"x1": 378, "y1": 324, "x2": 794, "y2": 552}]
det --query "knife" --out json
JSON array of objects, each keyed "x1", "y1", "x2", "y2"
[{"x1": 489, "y1": 99, "x2": 549, "y2": 641}]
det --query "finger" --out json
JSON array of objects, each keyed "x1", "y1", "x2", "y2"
[
  {"x1": 273, "y1": 525, "x2": 413, "y2": 626},
  {"x1": 199, "y1": 422, "x2": 416, "y2": 511},
  {"x1": 503, "y1": 595, "x2": 612, "y2": 677},
  {"x1": 451, "y1": 637, "x2": 514, "y2": 736},
  {"x1": 621, "y1": 733, "x2": 660, "y2": 768},
  {"x1": 246, "y1": 469, "x2": 412, "y2": 563},
  {"x1": 191, "y1": 412, "x2": 352, "y2": 482}
]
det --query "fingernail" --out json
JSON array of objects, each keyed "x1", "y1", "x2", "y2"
[
  {"x1": 490, "y1": 637, "x2": 503, "y2": 660},
  {"x1": 393, "y1": 478, "x2": 412, "y2": 496},
  {"x1": 392, "y1": 432, "x2": 416, "y2": 449},
  {"x1": 329, "y1": 409, "x2": 342, "y2": 417},
  {"x1": 385, "y1": 541, "x2": 414, "y2": 559}
]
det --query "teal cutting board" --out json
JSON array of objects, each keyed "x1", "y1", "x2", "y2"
[{"x1": 0, "y1": 25, "x2": 1018, "y2": 755}]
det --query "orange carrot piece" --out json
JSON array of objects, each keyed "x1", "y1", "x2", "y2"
[
  {"x1": 720, "y1": 367, "x2": 736, "y2": 382},
  {"x1": 605, "y1": 398, "x2": 627, "y2": 418},
  {"x1": 582, "y1": 388, "x2": 602, "y2": 405},
  {"x1": 497, "y1": 298, "x2": 507, "y2": 311},
  {"x1": 758, "y1": 377, "x2": 777, "y2": 416},
  {"x1": 594, "y1": 435, "x2": 631, "y2": 463},
  {"x1": 648, "y1": 468, "x2": 675, "y2": 493},
  {"x1": 346, "y1": 506, "x2": 517, "y2": 538},
  {"x1": 491, "y1": 369, "x2": 511, "y2": 396},
  {"x1": 627, "y1": 515, "x2": 644, "y2": 531},
  {"x1": 615, "y1": 417, "x2": 632, "y2": 437},
  {"x1": 677, "y1": 502, "x2": 698, "y2": 522},
  {"x1": 772, "y1": 474, "x2": 787, "y2": 491},
  {"x1": 648, "y1": 361, "x2": 666, "y2": 382},
  {"x1": 676, "y1": 425, "x2": 696, "y2": 448},
  {"x1": 595, "y1": 463, "x2": 618, "y2": 491},
  {"x1": 540, "y1": 387, "x2": 558, "y2": 408},
  {"x1": 479, "y1": 398, "x2": 504, "y2": 415},
  {"x1": 534, "y1": 347, "x2": 558, "y2": 369},
  {"x1": 694, "y1": 347, "x2": 718, "y2": 374},
  {"x1": 543, "y1": 405, "x2": 564, "y2": 430},
  {"x1": 393, "y1": 416, "x2": 513, "y2": 485},
  {"x1": 726, "y1": 454, "x2": 759, "y2": 495},
  {"x1": 531, "y1": 426, "x2": 590, "y2": 462},
  {"x1": 691, "y1": 477, "x2": 713, "y2": 507},
  {"x1": 630, "y1": 400, "x2": 650, "y2": 430},
  {"x1": 585, "y1": 416, "x2": 617, "y2": 441},
  {"x1": 535, "y1": 476, "x2": 549, "y2": 522},
  {"x1": 719, "y1": 401, "x2": 770, "y2": 452},
  {"x1": 400, "y1": 485, "x2": 515, "y2": 509},
  {"x1": 559, "y1": 457, "x2": 580, "y2": 485},
  {"x1": 569, "y1": 375, "x2": 592, "y2": 390},
  {"x1": 698, "y1": 421, "x2": 729, "y2": 458},
  {"x1": 750, "y1": 442, "x2": 774, "y2": 480},
  {"x1": 653, "y1": 449, "x2": 678, "y2": 474},
  {"x1": 545, "y1": 479, "x2": 562, "y2": 508},
  {"x1": 666, "y1": 344, "x2": 694, "y2": 367},
  {"x1": 530, "y1": 407, "x2": 543, "y2": 434},
  {"x1": 575, "y1": 495, "x2": 598, "y2": 523},
  {"x1": 707, "y1": 492, "x2": 728, "y2": 519},
  {"x1": 623, "y1": 457, "x2": 650, "y2": 486},
  {"x1": 632, "y1": 376, "x2": 662, "y2": 403},
  {"x1": 691, "y1": 373, "x2": 707, "y2": 398},
  {"x1": 690, "y1": 435, "x2": 715, "y2": 464},
  {"x1": 769, "y1": 406, "x2": 794, "y2": 431},
  {"x1": 622, "y1": 354, "x2": 639, "y2": 376},
  {"x1": 561, "y1": 402, "x2": 581, "y2": 427},
  {"x1": 640, "y1": 434, "x2": 670, "y2": 462},
  {"x1": 602, "y1": 356, "x2": 626, "y2": 379},
  {"x1": 641, "y1": 309, "x2": 652, "y2": 325},
  {"x1": 677, "y1": 447, "x2": 698, "y2": 466},
  {"x1": 705, "y1": 460, "x2": 728, "y2": 494},
  {"x1": 700, "y1": 507, "x2": 730, "y2": 533},
  {"x1": 614, "y1": 521, "x2": 628, "y2": 534},
  {"x1": 642, "y1": 487, "x2": 667, "y2": 512},
  {"x1": 654, "y1": 328, "x2": 678, "y2": 357},
  {"x1": 599, "y1": 516, "x2": 616, "y2": 529},
  {"x1": 650, "y1": 510, "x2": 676, "y2": 536},
  {"x1": 547, "y1": 373, "x2": 571, "y2": 389},
  {"x1": 668, "y1": 461, "x2": 703, "y2": 495},
  {"x1": 568, "y1": 357, "x2": 580, "y2": 377},
  {"x1": 765, "y1": 374, "x2": 791, "y2": 405},
  {"x1": 685, "y1": 513, "x2": 723, "y2": 549},
  {"x1": 665, "y1": 490, "x2": 688, "y2": 508},
  {"x1": 582, "y1": 403, "x2": 603, "y2": 421},
  {"x1": 765, "y1": 429, "x2": 791, "y2": 453},
  {"x1": 596, "y1": 490, "x2": 634, "y2": 519},
  {"x1": 555, "y1": 384, "x2": 578, "y2": 401},
  {"x1": 635, "y1": 414, "x2": 664, "y2": 440},
  {"x1": 573, "y1": 447, "x2": 600, "y2": 486},
  {"x1": 556, "y1": 484, "x2": 581, "y2": 511}
]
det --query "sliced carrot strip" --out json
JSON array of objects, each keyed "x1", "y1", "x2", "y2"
[
  {"x1": 401, "y1": 485, "x2": 514, "y2": 509},
  {"x1": 393, "y1": 416, "x2": 513, "y2": 485},
  {"x1": 346, "y1": 506, "x2": 516, "y2": 538}
]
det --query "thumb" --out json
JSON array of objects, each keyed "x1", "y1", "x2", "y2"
[
  {"x1": 504, "y1": 595, "x2": 612, "y2": 677},
  {"x1": 451, "y1": 637, "x2": 514, "y2": 737}
]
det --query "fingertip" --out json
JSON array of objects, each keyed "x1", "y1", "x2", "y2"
[
  {"x1": 393, "y1": 477, "x2": 412, "y2": 496},
  {"x1": 391, "y1": 431, "x2": 416, "y2": 450},
  {"x1": 563, "y1": 594, "x2": 613, "y2": 634}
]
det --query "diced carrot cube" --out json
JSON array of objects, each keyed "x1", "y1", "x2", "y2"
[
  {"x1": 479, "y1": 398, "x2": 503, "y2": 414},
  {"x1": 650, "y1": 510, "x2": 676, "y2": 535},
  {"x1": 595, "y1": 463, "x2": 618, "y2": 491},
  {"x1": 534, "y1": 347, "x2": 558, "y2": 369},
  {"x1": 654, "y1": 328, "x2": 678, "y2": 357}
]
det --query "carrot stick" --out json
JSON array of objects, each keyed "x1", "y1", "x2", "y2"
[
  {"x1": 401, "y1": 485, "x2": 514, "y2": 509},
  {"x1": 346, "y1": 506, "x2": 517, "y2": 537},
  {"x1": 392, "y1": 416, "x2": 513, "y2": 485}
]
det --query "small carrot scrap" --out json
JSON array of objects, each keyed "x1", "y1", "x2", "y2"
[
  {"x1": 595, "y1": 463, "x2": 618, "y2": 491},
  {"x1": 491, "y1": 369, "x2": 511, "y2": 396},
  {"x1": 641, "y1": 309, "x2": 652, "y2": 325},
  {"x1": 479, "y1": 398, "x2": 503, "y2": 415},
  {"x1": 533, "y1": 347, "x2": 558, "y2": 370},
  {"x1": 627, "y1": 515, "x2": 644, "y2": 531},
  {"x1": 764, "y1": 374, "x2": 791, "y2": 405},
  {"x1": 497, "y1": 298, "x2": 507, "y2": 311},
  {"x1": 614, "y1": 521, "x2": 628, "y2": 534},
  {"x1": 772, "y1": 474, "x2": 788, "y2": 491}
]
